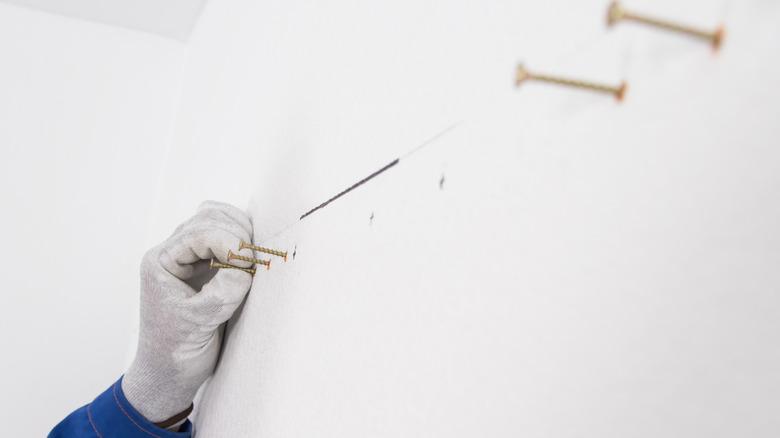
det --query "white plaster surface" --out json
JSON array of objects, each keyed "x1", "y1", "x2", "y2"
[
  {"x1": 157, "y1": 0, "x2": 780, "y2": 436},
  {"x1": 3, "y1": 0, "x2": 780, "y2": 436}
]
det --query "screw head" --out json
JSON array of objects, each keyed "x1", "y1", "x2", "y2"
[
  {"x1": 607, "y1": 1, "x2": 624, "y2": 27},
  {"x1": 515, "y1": 64, "x2": 531, "y2": 87}
]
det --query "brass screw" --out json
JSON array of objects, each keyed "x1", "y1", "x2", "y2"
[
  {"x1": 227, "y1": 250, "x2": 271, "y2": 270},
  {"x1": 239, "y1": 241, "x2": 288, "y2": 262},
  {"x1": 607, "y1": 1, "x2": 725, "y2": 51},
  {"x1": 515, "y1": 64, "x2": 627, "y2": 101},
  {"x1": 209, "y1": 259, "x2": 256, "y2": 275}
]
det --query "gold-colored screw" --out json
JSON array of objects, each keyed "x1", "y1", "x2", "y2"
[
  {"x1": 515, "y1": 64, "x2": 627, "y2": 102},
  {"x1": 209, "y1": 259, "x2": 256, "y2": 275},
  {"x1": 239, "y1": 241, "x2": 288, "y2": 262},
  {"x1": 227, "y1": 250, "x2": 271, "y2": 270},
  {"x1": 607, "y1": 1, "x2": 725, "y2": 51}
]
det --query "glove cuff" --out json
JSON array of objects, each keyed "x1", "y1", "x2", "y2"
[
  {"x1": 122, "y1": 357, "x2": 201, "y2": 424},
  {"x1": 155, "y1": 404, "x2": 194, "y2": 430}
]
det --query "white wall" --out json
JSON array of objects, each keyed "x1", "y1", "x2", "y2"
[
  {"x1": 2, "y1": 0, "x2": 780, "y2": 436},
  {"x1": 152, "y1": 0, "x2": 780, "y2": 436},
  {"x1": 0, "y1": 4, "x2": 185, "y2": 435}
]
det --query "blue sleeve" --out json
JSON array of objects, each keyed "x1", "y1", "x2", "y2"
[{"x1": 49, "y1": 378, "x2": 193, "y2": 438}]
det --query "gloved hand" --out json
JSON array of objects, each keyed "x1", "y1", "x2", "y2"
[{"x1": 122, "y1": 201, "x2": 256, "y2": 425}]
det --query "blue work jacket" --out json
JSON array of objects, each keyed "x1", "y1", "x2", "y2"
[{"x1": 49, "y1": 378, "x2": 192, "y2": 437}]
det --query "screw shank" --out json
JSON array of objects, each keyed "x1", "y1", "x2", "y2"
[
  {"x1": 529, "y1": 73, "x2": 623, "y2": 97},
  {"x1": 622, "y1": 11, "x2": 718, "y2": 43}
]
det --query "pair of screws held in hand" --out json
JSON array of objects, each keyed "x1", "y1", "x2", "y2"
[{"x1": 210, "y1": 242, "x2": 288, "y2": 275}]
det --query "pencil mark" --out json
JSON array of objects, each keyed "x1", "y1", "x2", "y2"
[
  {"x1": 369, "y1": 212, "x2": 375, "y2": 226},
  {"x1": 292, "y1": 245, "x2": 297, "y2": 260},
  {"x1": 295, "y1": 123, "x2": 461, "y2": 223},
  {"x1": 439, "y1": 174, "x2": 446, "y2": 190},
  {"x1": 299, "y1": 159, "x2": 399, "y2": 220}
]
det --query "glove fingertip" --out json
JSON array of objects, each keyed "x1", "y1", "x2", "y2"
[{"x1": 206, "y1": 268, "x2": 253, "y2": 300}]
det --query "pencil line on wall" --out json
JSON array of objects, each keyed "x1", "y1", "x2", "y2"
[
  {"x1": 299, "y1": 158, "x2": 400, "y2": 220},
  {"x1": 298, "y1": 122, "x2": 462, "y2": 221},
  {"x1": 400, "y1": 122, "x2": 462, "y2": 160}
]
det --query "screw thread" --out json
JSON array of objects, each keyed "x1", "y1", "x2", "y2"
[
  {"x1": 209, "y1": 259, "x2": 256, "y2": 275},
  {"x1": 228, "y1": 250, "x2": 271, "y2": 267},
  {"x1": 240, "y1": 242, "x2": 288, "y2": 261},
  {"x1": 528, "y1": 73, "x2": 625, "y2": 99},
  {"x1": 623, "y1": 11, "x2": 716, "y2": 41}
]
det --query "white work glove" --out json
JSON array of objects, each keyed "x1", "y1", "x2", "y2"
[{"x1": 122, "y1": 201, "x2": 256, "y2": 425}]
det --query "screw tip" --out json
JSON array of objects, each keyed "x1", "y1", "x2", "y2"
[
  {"x1": 616, "y1": 81, "x2": 628, "y2": 102},
  {"x1": 712, "y1": 25, "x2": 725, "y2": 51}
]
